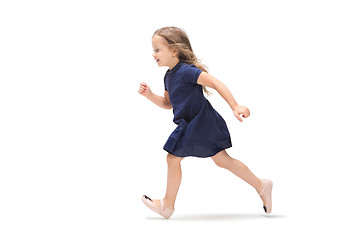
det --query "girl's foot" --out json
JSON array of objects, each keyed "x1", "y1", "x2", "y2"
[
  {"x1": 141, "y1": 195, "x2": 174, "y2": 219},
  {"x1": 146, "y1": 198, "x2": 173, "y2": 209},
  {"x1": 258, "y1": 179, "x2": 273, "y2": 214}
]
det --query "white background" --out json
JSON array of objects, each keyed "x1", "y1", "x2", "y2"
[{"x1": 1, "y1": 0, "x2": 359, "y2": 239}]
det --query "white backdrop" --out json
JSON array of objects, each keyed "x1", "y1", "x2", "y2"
[{"x1": 1, "y1": 0, "x2": 359, "y2": 239}]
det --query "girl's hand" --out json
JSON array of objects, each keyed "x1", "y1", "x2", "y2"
[
  {"x1": 233, "y1": 105, "x2": 250, "y2": 122},
  {"x1": 138, "y1": 82, "x2": 151, "y2": 97}
]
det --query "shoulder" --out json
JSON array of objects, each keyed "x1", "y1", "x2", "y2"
[
  {"x1": 178, "y1": 63, "x2": 202, "y2": 82},
  {"x1": 179, "y1": 63, "x2": 200, "y2": 72}
]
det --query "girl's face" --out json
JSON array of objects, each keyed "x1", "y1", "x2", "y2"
[{"x1": 152, "y1": 35, "x2": 179, "y2": 69}]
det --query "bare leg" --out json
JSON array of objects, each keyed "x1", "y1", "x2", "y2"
[
  {"x1": 152, "y1": 153, "x2": 184, "y2": 210},
  {"x1": 211, "y1": 150, "x2": 264, "y2": 194}
]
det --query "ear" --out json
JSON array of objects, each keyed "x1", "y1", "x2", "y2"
[{"x1": 172, "y1": 48, "x2": 179, "y2": 57}]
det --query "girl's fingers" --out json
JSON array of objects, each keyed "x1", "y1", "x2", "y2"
[
  {"x1": 139, "y1": 83, "x2": 148, "y2": 91},
  {"x1": 235, "y1": 113, "x2": 243, "y2": 122},
  {"x1": 138, "y1": 82, "x2": 150, "y2": 96},
  {"x1": 243, "y1": 110, "x2": 250, "y2": 118}
]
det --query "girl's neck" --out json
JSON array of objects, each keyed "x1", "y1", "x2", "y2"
[{"x1": 168, "y1": 59, "x2": 180, "y2": 71}]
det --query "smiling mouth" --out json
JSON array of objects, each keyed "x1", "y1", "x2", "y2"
[{"x1": 156, "y1": 59, "x2": 159, "y2": 63}]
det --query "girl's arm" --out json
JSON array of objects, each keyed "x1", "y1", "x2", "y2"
[
  {"x1": 197, "y1": 72, "x2": 250, "y2": 122},
  {"x1": 138, "y1": 82, "x2": 172, "y2": 109}
]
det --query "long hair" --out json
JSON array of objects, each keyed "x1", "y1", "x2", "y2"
[{"x1": 153, "y1": 27, "x2": 211, "y2": 96}]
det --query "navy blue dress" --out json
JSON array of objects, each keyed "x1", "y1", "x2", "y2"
[{"x1": 163, "y1": 62, "x2": 232, "y2": 158}]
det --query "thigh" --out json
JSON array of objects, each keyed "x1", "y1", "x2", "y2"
[
  {"x1": 167, "y1": 153, "x2": 184, "y2": 162},
  {"x1": 210, "y1": 150, "x2": 232, "y2": 167},
  {"x1": 211, "y1": 150, "x2": 229, "y2": 161}
]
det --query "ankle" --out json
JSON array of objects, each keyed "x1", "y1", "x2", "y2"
[{"x1": 255, "y1": 179, "x2": 264, "y2": 193}]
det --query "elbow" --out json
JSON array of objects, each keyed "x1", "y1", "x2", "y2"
[
  {"x1": 164, "y1": 100, "x2": 172, "y2": 110},
  {"x1": 163, "y1": 96, "x2": 172, "y2": 109}
]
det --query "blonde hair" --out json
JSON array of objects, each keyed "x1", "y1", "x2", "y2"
[{"x1": 153, "y1": 26, "x2": 211, "y2": 96}]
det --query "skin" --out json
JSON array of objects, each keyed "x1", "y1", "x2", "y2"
[{"x1": 138, "y1": 35, "x2": 266, "y2": 210}]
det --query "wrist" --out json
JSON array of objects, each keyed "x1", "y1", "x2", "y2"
[
  {"x1": 145, "y1": 91, "x2": 153, "y2": 99},
  {"x1": 230, "y1": 103, "x2": 239, "y2": 111}
]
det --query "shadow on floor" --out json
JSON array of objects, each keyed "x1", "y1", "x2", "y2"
[{"x1": 147, "y1": 213, "x2": 287, "y2": 221}]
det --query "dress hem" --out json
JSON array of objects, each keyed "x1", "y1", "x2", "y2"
[{"x1": 163, "y1": 144, "x2": 232, "y2": 158}]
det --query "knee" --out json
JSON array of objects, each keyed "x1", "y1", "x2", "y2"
[
  {"x1": 211, "y1": 151, "x2": 234, "y2": 169},
  {"x1": 213, "y1": 158, "x2": 225, "y2": 168}
]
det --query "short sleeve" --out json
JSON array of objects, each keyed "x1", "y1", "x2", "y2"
[
  {"x1": 164, "y1": 74, "x2": 168, "y2": 91},
  {"x1": 183, "y1": 64, "x2": 202, "y2": 85}
]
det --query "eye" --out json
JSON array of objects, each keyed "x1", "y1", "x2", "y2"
[{"x1": 154, "y1": 49, "x2": 160, "y2": 53}]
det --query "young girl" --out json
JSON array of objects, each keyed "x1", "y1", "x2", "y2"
[{"x1": 139, "y1": 27, "x2": 273, "y2": 219}]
